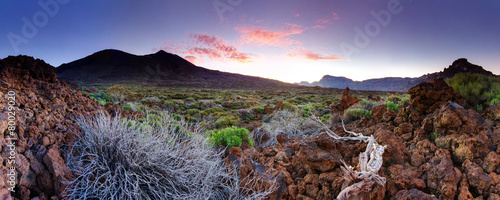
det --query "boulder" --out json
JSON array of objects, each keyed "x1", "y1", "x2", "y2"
[
  {"x1": 331, "y1": 87, "x2": 360, "y2": 114},
  {"x1": 463, "y1": 160, "x2": 492, "y2": 197},
  {"x1": 421, "y1": 149, "x2": 461, "y2": 199},
  {"x1": 408, "y1": 78, "x2": 464, "y2": 120}
]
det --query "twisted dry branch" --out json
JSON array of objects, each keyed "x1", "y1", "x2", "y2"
[{"x1": 310, "y1": 114, "x2": 386, "y2": 199}]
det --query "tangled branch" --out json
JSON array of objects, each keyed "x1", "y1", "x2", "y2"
[{"x1": 310, "y1": 114, "x2": 386, "y2": 199}]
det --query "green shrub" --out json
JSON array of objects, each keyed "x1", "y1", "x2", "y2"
[
  {"x1": 171, "y1": 93, "x2": 188, "y2": 99},
  {"x1": 106, "y1": 85, "x2": 130, "y2": 102},
  {"x1": 252, "y1": 105, "x2": 265, "y2": 115},
  {"x1": 446, "y1": 73, "x2": 500, "y2": 107},
  {"x1": 384, "y1": 101, "x2": 399, "y2": 112},
  {"x1": 320, "y1": 114, "x2": 331, "y2": 123},
  {"x1": 122, "y1": 105, "x2": 132, "y2": 111},
  {"x1": 490, "y1": 95, "x2": 500, "y2": 105},
  {"x1": 214, "y1": 115, "x2": 240, "y2": 129},
  {"x1": 96, "y1": 97, "x2": 107, "y2": 106},
  {"x1": 302, "y1": 105, "x2": 314, "y2": 117},
  {"x1": 360, "y1": 99, "x2": 378, "y2": 110},
  {"x1": 344, "y1": 108, "x2": 371, "y2": 118},
  {"x1": 96, "y1": 92, "x2": 111, "y2": 102},
  {"x1": 282, "y1": 101, "x2": 298, "y2": 111},
  {"x1": 208, "y1": 126, "x2": 253, "y2": 148}
]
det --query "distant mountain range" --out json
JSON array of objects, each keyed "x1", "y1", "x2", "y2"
[
  {"x1": 57, "y1": 49, "x2": 291, "y2": 89},
  {"x1": 57, "y1": 50, "x2": 497, "y2": 91},
  {"x1": 296, "y1": 58, "x2": 497, "y2": 91}
]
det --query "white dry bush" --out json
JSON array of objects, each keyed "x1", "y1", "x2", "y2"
[
  {"x1": 253, "y1": 110, "x2": 322, "y2": 147},
  {"x1": 64, "y1": 111, "x2": 275, "y2": 200}
]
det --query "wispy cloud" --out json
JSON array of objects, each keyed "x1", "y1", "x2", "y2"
[
  {"x1": 332, "y1": 12, "x2": 340, "y2": 20},
  {"x1": 289, "y1": 49, "x2": 343, "y2": 61},
  {"x1": 156, "y1": 34, "x2": 252, "y2": 63},
  {"x1": 316, "y1": 12, "x2": 340, "y2": 25},
  {"x1": 294, "y1": 13, "x2": 300, "y2": 17},
  {"x1": 235, "y1": 23, "x2": 304, "y2": 47},
  {"x1": 312, "y1": 25, "x2": 325, "y2": 29}
]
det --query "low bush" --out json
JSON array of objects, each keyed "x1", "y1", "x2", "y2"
[
  {"x1": 282, "y1": 101, "x2": 298, "y2": 111},
  {"x1": 66, "y1": 112, "x2": 273, "y2": 199},
  {"x1": 446, "y1": 73, "x2": 500, "y2": 107},
  {"x1": 384, "y1": 101, "x2": 399, "y2": 112},
  {"x1": 121, "y1": 105, "x2": 132, "y2": 111},
  {"x1": 252, "y1": 105, "x2": 265, "y2": 115},
  {"x1": 208, "y1": 126, "x2": 253, "y2": 148},
  {"x1": 254, "y1": 110, "x2": 321, "y2": 147},
  {"x1": 343, "y1": 108, "x2": 372, "y2": 122},
  {"x1": 106, "y1": 85, "x2": 130, "y2": 102},
  {"x1": 214, "y1": 115, "x2": 241, "y2": 129}
]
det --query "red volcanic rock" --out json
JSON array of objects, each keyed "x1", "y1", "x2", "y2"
[
  {"x1": 383, "y1": 164, "x2": 426, "y2": 196},
  {"x1": 337, "y1": 179, "x2": 386, "y2": 200},
  {"x1": 483, "y1": 152, "x2": 500, "y2": 174},
  {"x1": 0, "y1": 56, "x2": 105, "y2": 199},
  {"x1": 462, "y1": 160, "x2": 492, "y2": 197},
  {"x1": 298, "y1": 141, "x2": 342, "y2": 173},
  {"x1": 408, "y1": 78, "x2": 464, "y2": 117},
  {"x1": 372, "y1": 104, "x2": 387, "y2": 123},
  {"x1": 0, "y1": 55, "x2": 57, "y2": 84},
  {"x1": 421, "y1": 149, "x2": 462, "y2": 200},
  {"x1": 331, "y1": 87, "x2": 360, "y2": 114},
  {"x1": 391, "y1": 189, "x2": 438, "y2": 200},
  {"x1": 374, "y1": 128, "x2": 409, "y2": 166}
]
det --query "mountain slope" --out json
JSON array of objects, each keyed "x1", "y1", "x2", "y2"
[
  {"x1": 57, "y1": 49, "x2": 291, "y2": 89},
  {"x1": 298, "y1": 58, "x2": 497, "y2": 92}
]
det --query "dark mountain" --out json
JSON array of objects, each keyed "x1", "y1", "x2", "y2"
[
  {"x1": 57, "y1": 49, "x2": 292, "y2": 89},
  {"x1": 422, "y1": 58, "x2": 497, "y2": 81},
  {"x1": 297, "y1": 58, "x2": 497, "y2": 92}
]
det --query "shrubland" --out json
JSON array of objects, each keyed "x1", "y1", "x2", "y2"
[{"x1": 446, "y1": 73, "x2": 500, "y2": 109}]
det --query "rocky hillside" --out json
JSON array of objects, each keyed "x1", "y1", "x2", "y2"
[
  {"x1": 299, "y1": 58, "x2": 497, "y2": 92},
  {"x1": 0, "y1": 56, "x2": 110, "y2": 199},
  {"x1": 57, "y1": 49, "x2": 292, "y2": 89}
]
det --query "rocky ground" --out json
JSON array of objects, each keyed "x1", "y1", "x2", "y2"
[
  {"x1": 1, "y1": 56, "x2": 500, "y2": 199},
  {"x1": 229, "y1": 79, "x2": 500, "y2": 199}
]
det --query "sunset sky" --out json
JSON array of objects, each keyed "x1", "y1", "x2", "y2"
[{"x1": 1, "y1": 0, "x2": 499, "y2": 83}]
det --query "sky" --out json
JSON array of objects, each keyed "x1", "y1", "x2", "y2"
[{"x1": 1, "y1": 0, "x2": 499, "y2": 83}]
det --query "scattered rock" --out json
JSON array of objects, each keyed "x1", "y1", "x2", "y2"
[
  {"x1": 391, "y1": 189, "x2": 438, "y2": 200},
  {"x1": 331, "y1": 87, "x2": 360, "y2": 114}
]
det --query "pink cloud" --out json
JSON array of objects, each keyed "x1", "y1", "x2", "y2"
[
  {"x1": 235, "y1": 23, "x2": 304, "y2": 47},
  {"x1": 315, "y1": 12, "x2": 340, "y2": 25},
  {"x1": 316, "y1": 19, "x2": 330, "y2": 24},
  {"x1": 157, "y1": 34, "x2": 253, "y2": 63},
  {"x1": 289, "y1": 49, "x2": 343, "y2": 61},
  {"x1": 332, "y1": 12, "x2": 340, "y2": 20},
  {"x1": 184, "y1": 55, "x2": 197, "y2": 64},
  {"x1": 294, "y1": 13, "x2": 300, "y2": 17}
]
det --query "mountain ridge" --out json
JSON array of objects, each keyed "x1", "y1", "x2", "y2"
[
  {"x1": 297, "y1": 58, "x2": 497, "y2": 92},
  {"x1": 56, "y1": 49, "x2": 293, "y2": 89}
]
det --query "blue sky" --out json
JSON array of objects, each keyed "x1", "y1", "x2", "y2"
[{"x1": 1, "y1": 0, "x2": 499, "y2": 83}]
